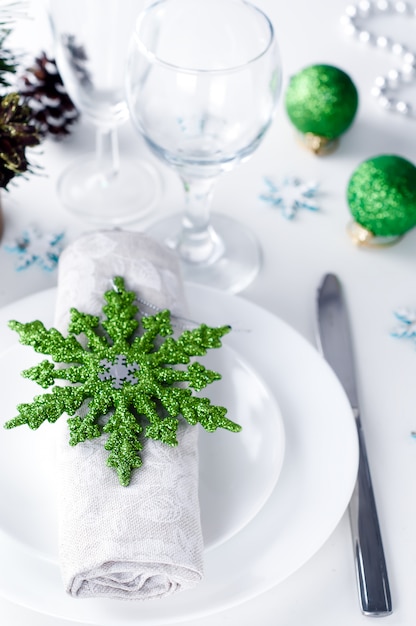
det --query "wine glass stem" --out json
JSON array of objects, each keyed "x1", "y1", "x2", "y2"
[
  {"x1": 177, "y1": 176, "x2": 225, "y2": 265},
  {"x1": 95, "y1": 127, "x2": 120, "y2": 184}
]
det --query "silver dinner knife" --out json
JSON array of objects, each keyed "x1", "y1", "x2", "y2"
[{"x1": 316, "y1": 273, "x2": 392, "y2": 617}]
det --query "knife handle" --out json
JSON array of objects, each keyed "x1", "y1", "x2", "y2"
[{"x1": 349, "y1": 411, "x2": 392, "y2": 617}]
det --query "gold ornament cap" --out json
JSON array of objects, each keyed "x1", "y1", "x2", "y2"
[
  {"x1": 347, "y1": 221, "x2": 403, "y2": 248},
  {"x1": 297, "y1": 132, "x2": 339, "y2": 156}
]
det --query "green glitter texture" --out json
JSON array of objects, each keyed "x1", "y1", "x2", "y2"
[
  {"x1": 4, "y1": 276, "x2": 240, "y2": 486},
  {"x1": 347, "y1": 155, "x2": 416, "y2": 237},
  {"x1": 285, "y1": 64, "x2": 358, "y2": 140}
]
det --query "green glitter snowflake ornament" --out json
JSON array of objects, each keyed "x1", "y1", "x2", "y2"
[{"x1": 4, "y1": 277, "x2": 240, "y2": 486}]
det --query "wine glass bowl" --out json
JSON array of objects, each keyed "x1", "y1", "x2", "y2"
[
  {"x1": 55, "y1": 32, "x2": 128, "y2": 128},
  {"x1": 48, "y1": 0, "x2": 160, "y2": 225},
  {"x1": 127, "y1": 0, "x2": 281, "y2": 291}
]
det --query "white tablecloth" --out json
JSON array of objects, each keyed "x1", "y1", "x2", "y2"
[{"x1": 1, "y1": 0, "x2": 415, "y2": 624}]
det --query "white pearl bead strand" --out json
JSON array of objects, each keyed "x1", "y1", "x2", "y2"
[{"x1": 341, "y1": 1, "x2": 416, "y2": 117}]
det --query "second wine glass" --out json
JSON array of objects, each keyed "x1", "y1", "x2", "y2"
[
  {"x1": 48, "y1": 0, "x2": 160, "y2": 225},
  {"x1": 126, "y1": 0, "x2": 281, "y2": 292}
]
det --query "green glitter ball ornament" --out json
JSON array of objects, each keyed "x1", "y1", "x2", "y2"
[
  {"x1": 347, "y1": 155, "x2": 416, "y2": 245},
  {"x1": 285, "y1": 64, "x2": 358, "y2": 154}
]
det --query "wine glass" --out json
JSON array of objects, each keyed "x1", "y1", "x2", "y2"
[
  {"x1": 126, "y1": 0, "x2": 281, "y2": 292},
  {"x1": 47, "y1": 0, "x2": 160, "y2": 225}
]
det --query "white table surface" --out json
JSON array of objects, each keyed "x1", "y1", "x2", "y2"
[{"x1": 1, "y1": 0, "x2": 416, "y2": 624}]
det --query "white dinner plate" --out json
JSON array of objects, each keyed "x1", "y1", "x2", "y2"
[{"x1": 0, "y1": 284, "x2": 358, "y2": 625}]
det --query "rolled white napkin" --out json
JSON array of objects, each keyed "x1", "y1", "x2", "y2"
[{"x1": 53, "y1": 230, "x2": 204, "y2": 599}]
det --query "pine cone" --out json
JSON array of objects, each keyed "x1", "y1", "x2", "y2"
[
  {"x1": 61, "y1": 34, "x2": 91, "y2": 88},
  {"x1": 18, "y1": 52, "x2": 79, "y2": 139},
  {"x1": 0, "y1": 92, "x2": 40, "y2": 188}
]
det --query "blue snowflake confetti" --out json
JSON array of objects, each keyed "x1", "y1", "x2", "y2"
[
  {"x1": 391, "y1": 309, "x2": 416, "y2": 439},
  {"x1": 391, "y1": 308, "x2": 416, "y2": 341},
  {"x1": 4, "y1": 225, "x2": 65, "y2": 271},
  {"x1": 260, "y1": 176, "x2": 319, "y2": 219}
]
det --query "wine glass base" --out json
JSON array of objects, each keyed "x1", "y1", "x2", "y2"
[
  {"x1": 146, "y1": 213, "x2": 262, "y2": 293},
  {"x1": 57, "y1": 154, "x2": 161, "y2": 226}
]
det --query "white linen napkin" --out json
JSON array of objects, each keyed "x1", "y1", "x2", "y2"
[{"x1": 53, "y1": 230, "x2": 204, "y2": 599}]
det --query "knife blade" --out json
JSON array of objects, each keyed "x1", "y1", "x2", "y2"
[{"x1": 316, "y1": 273, "x2": 392, "y2": 617}]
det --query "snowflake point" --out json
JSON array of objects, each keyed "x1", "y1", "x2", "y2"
[{"x1": 112, "y1": 276, "x2": 125, "y2": 292}]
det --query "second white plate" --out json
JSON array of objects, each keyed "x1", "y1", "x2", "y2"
[{"x1": 0, "y1": 284, "x2": 358, "y2": 625}]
